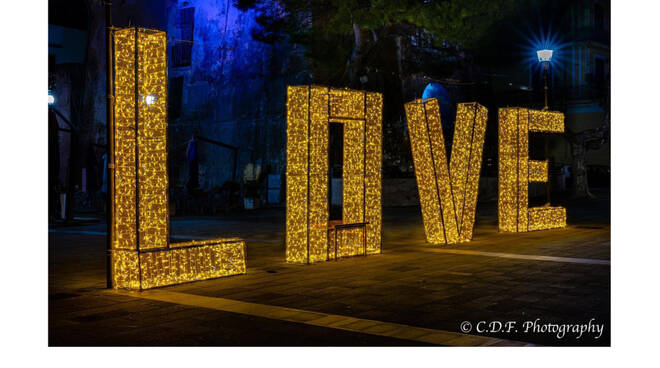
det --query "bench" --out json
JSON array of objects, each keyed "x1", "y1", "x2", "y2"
[{"x1": 327, "y1": 220, "x2": 369, "y2": 261}]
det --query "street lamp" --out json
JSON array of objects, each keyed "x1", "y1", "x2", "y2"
[
  {"x1": 537, "y1": 49, "x2": 553, "y2": 205},
  {"x1": 537, "y1": 49, "x2": 553, "y2": 110},
  {"x1": 536, "y1": 49, "x2": 553, "y2": 62}
]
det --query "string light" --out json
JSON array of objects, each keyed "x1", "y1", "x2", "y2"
[
  {"x1": 286, "y1": 86, "x2": 382, "y2": 263},
  {"x1": 528, "y1": 160, "x2": 548, "y2": 182},
  {"x1": 111, "y1": 28, "x2": 246, "y2": 289},
  {"x1": 405, "y1": 99, "x2": 488, "y2": 244},
  {"x1": 498, "y1": 107, "x2": 566, "y2": 232},
  {"x1": 145, "y1": 94, "x2": 156, "y2": 105}
]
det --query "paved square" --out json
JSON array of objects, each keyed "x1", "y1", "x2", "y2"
[{"x1": 49, "y1": 198, "x2": 609, "y2": 346}]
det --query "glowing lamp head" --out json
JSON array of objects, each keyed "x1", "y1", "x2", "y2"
[
  {"x1": 537, "y1": 49, "x2": 553, "y2": 62},
  {"x1": 145, "y1": 94, "x2": 156, "y2": 105},
  {"x1": 48, "y1": 92, "x2": 55, "y2": 105}
]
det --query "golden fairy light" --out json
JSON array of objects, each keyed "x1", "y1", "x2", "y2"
[
  {"x1": 498, "y1": 107, "x2": 566, "y2": 232},
  {"x1": 405, "y1": 99, "x2": 488, "y2": 245},
  {"x1": 286, "y1": 86, "x2": 383, "y2": 263},
  {"x1": 110, "y1": 28, "x2": 246, "y2": 289}
]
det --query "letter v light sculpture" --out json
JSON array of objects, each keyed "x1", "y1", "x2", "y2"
[
  {"x1": 110, "y1": 28, "x2": 246, "y2": 289},
  {"x1": 405, "y1": 98, "x2": 488, "y2": 244}
]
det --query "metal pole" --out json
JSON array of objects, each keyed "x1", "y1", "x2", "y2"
[
  {"x1": 543, "y1": 61, "x2": 551, "y2": 205},
  {"x1": 105, "y1": 0, "x2": 114, "y2": 289},
  {"x1": 545, "y1": 137, "x2": 551, "y2": 205},
  {"x1": 335, "y1": 228, "x2": 338, "y2": 261},
  {"x1": 543, "y1": 62, "x2": 549, "y2": 111},
  {"x1": 64, "y1": 131, "x2": 76, "y2": 224},
  {"x1": 232, "y1": 149, "x2": 238, "y2": 183}
]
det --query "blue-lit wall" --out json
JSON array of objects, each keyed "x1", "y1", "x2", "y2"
[{"x1": 166, "y1": 0, "x2": 303, "y2": 194}]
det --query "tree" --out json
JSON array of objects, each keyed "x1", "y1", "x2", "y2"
[
  {"x1": 238, "y1": 0, "x2": 519, "y2": 175},
  {"x1": 238, "y1": 0, "x2": 518, "y2": 86},
  {"x1": 564, "y1": 86, "x2": 610, "y2": 198}
]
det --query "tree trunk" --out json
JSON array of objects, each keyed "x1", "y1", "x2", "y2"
[
  {"x1": 346, "y1": 23, "x2": 368, "y2": 87},
  {"x1": 394, "y1": 35, "x2": 404, "y2": 96},
  {"x1": 570, "y1": 139, "x2": 594, "y2": 198}
]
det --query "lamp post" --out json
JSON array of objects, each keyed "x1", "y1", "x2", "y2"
[
  {"x1": 536, "y1": 49, "x2": 553, "y2": 110},
  {"x1": 105, "y1": 0, "x2": 114, "y2": 289},
  {"x1": 537, "y1": 49, "x2": 553, "y2": 205}
]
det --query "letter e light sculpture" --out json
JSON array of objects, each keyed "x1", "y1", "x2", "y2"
[{"x1": 498, "y1": 108, "x2": 566, "y2": 232}]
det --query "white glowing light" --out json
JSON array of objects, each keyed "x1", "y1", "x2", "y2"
[
  {"x1": 145, "y1": 94, "x2": 156, "y2": 105},
  {"x1": 48, "y1": 93, "x2": 55, "y2": 105},
  {"x1": 537, "y1": 49, "x2": 553, "y2": 62}
]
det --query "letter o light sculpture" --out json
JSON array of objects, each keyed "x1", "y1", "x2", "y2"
[
  {"x1": 286, "y1": 86, "x2": 383, "y2": 263},
  {"x1": 110, "y1": 28, "x2": 246, "y2": 289}
]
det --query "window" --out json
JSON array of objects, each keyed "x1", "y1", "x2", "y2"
[
  {"x1": 172, "y1": 43, "x2": 192, "y2": 67},
  {"x1": 169, "y1": 76, "x2": 184, "y2": 119},
  {"x1": 179, "y1": 7, "x2": 195, "y2": 41},
  {"x1": 178, "y1": 7, "x2": 195, "y2": 29},
  {"x1": 172, "y1": 7, "x2": 194, "y2": 67}
]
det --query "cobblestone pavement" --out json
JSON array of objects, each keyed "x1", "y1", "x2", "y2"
[{"x1": 49, "y1": 197, "x2": 610, "y2": 346}]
